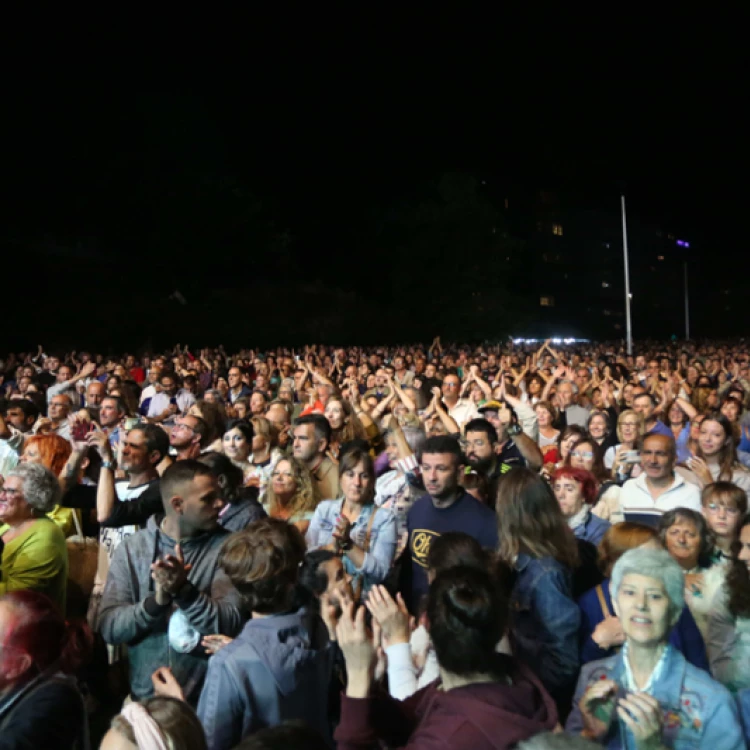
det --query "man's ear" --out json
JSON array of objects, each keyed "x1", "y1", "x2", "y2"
[
  {"x1": 149, "y1": 450, "x2": 163, "y2": 467},
  {"x1": 169, "y1": 495, "x2": 184, "y2": 516}
]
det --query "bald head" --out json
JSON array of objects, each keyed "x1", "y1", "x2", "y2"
[{"x1": 86, "y1": 380, "x2": 105, "y2": 407}]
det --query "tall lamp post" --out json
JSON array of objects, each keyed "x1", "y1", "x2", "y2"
[
  {"x1": 676, "y1": 239, "x2": 690, "y2": 339},
  {"x1": 621, "y1": 195, "x2": 633, "y2": 355}
]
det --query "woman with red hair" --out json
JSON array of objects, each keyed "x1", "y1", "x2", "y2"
[
  {"x1": 551, "y1": 466, "x2": 610, "y2": 546},
  {"x1": 19, "y1": 434, "x2": 78, "y2": 536},
  {"x1": 0, "y1": 590, "x2": 91, "y2": 747}
]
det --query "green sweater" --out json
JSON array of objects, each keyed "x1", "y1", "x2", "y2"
[{"x1": 0, "y1": 518, "x2": 68, "y2": 613}]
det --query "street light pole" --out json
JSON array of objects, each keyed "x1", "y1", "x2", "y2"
[
  {"x1": 683, "y1": 261, "x2": 690, "y2": 340},
  {"x1": 621, "y1": 195, "x2": 633, "y2": 355}
]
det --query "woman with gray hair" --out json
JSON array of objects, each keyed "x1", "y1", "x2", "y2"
[
  {"x1": 0, "y1": 462, "x2": 68, "y2": 612},
  {"x1": 374, "y1": 419, "x2": 427, "y2": 557},
  {"x1": 566, "y1": 547, "x2": 743, "y2": 748}
]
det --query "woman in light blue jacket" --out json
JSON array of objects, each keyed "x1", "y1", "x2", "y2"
[
  {"x1": 306, "y1": 448, "x2": 397, "y2": 596},
  {"x1": 566, "y1": 548, "x2": 744, "y2": 748}
]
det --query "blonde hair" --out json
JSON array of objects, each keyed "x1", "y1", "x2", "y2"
[
  {"x1": 250, "y1": 416, "x2": 278, "y2": 449},
  {"x1": 616, "y1": 409, "x2": 645, "y2": 443},
  {"x1": 264, "y1": 457, "x2": 319, "y2": 520}
]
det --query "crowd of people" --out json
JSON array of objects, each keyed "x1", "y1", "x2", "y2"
[{"x1": 1, "y1": 337, "x2": 750, "y2": 749}]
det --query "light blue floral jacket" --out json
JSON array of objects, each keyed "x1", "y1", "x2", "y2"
[{"x1": 566, "y1": 645, "x2": 744, "y2": 748}]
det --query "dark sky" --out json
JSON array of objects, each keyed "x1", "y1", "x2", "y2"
[{"x1": 2, "y1": 26, "x2": 746, "y2": 345}]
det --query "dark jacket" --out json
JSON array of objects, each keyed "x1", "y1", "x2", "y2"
[
  {"x1": 197, "y1": 608, "x2": 335, "y2": 750},
  {"x1": 335, "y1": 657, "x2": 558, "y2": 750},
  {"x1": 510, "y1": 554, "x2": 580, "y2": 705},
  {"x1": 0, "y1": 671, "x2": 86, "y2": 749},
  {"x1": 578, "y1": 578, "x2": 709, "y2": 671},
  {"x1": 98, "y1": 516, "x2": 246, "y2": 703}
]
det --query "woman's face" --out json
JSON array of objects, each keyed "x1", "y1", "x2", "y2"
[
  {"x1": 223, "y1": 427, "x2": 251, "y2": 462},
  {"x1": 553, "y1": 477, "x2": 585, "y2": 518},
  {"x1": 619, "y1": 415, "x2": 639, "y2": 444},
  {"x1": 470, "y1": 386, "x2": 483, "y2": 404},
  {"x1": 668, "y1": 403, "x2": 685, "y2": 424},
  {"x1": 324, "y1": 401, "x2": 346, "y2": 430},
  {"x1": 106, "y1": 377, "x2": 119, "y2": 393},
  {"x1": 737, "y1": 525, "x2": 750, "y2": 571},
  {"x1": 234, "y1": 402, "x2": 249, "y2": 420},
  {"x1": 703, "y1": 498, "x2": 742, "y2": 541},
  {"x1": 366, "y1": 374, "x2": 377, "y2": 389},
  {"x1": 340, "y1": 460, "x2": 372, "y2": 505},
  {"x1": 19, "y1": 443, "x2": 42, "y2": 464},
  {"x1": 560, "y1": 433, "x2": 579, "y2": 460},
  {"x1": 591, "y1": 390, "x2": 604, "y2": 408},
  {"x1": 0, "y1": 476, "x2": 31, "y2": 525},
  {"x1": 665, "y1": 518, "x2": 701, "y2": 569},
  {"x1": 689, "y1": 416, "x2": 704, "y2": 441},
  {"x1": 698, "y1": 419, "x2": 727, "y2": 457},
  {"x1": 528, "y1": 378, "x2": 542, "y2": 395},
  {"x1": 687, "y1": 366, "x2": 698, "y2": 383},
  {"x1": 623, "y1": 384, "x2": 634, "y2": 405},
  {"x1": 270, "y1": 460, "x2": 297, "y2": 496},
  {"x1": 589, "y1": 415, "x2": 607, "y2": 440},
  {"x1": 615, "y1": 573, "x2": 671, "y2": 647},
  {"x1": 707, "y1": 389, "x2": 720, "y2": 409},
  {"x1": 535, "y1": 405, "x2": 552, "y2": 427},
  {"x1": 570, "y1": 441, "x2": 595, "y2": 472},
  {"x1": 721, "y1": 400, "x2": 740, "y2": 422},
  {"x1": 216, "y1": 378, "x2": 229, "y2": 395}
]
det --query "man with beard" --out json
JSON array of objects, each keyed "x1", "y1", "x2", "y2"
[
  {"x1": 169, "y1": 414, "x2": 208, "y2": 461},
  {"x1": 402, "y1": 435, "x2": 498, "y2": 611},
  {"x1": 463, "y1": 417, "x2": 524, "y2": 501}
]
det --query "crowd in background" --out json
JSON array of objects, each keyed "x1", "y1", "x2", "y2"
[{"x1": 2, "y1": 337, "x2": 750, "y2": 749}]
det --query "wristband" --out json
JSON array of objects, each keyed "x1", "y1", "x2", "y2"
[{"x1": 101, "y1": 460, "x2": 115, "y2": 471}]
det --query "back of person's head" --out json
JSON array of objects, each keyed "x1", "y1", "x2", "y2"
[
  {"x1": 110, "y1": 696, "x2": 207, "y2": 750},
  {"x1": 339, "y1": 439, "x2": 370, "y2": 461},
  {"x1": 298, "y1": 549, "x2": 339, "y2": 605},
  {"x1": 427, "y1": 531, "x2": 487, "y2": 575},
  {"x1": 23, "y1": 432, "x2": 72, "y2": 475},
  {"x1": 198, "y1": 452, "x2": 245, "y2": 503},
  {"x1": 517, "y1": 731, "x2": 601, "y2": 749},
  {"x1": 232, "y1": 722, "x2": 328, "y2": 750},
  {"x1": 427, "y1": 566, "x2": 509, "y2": 678},
  {"x1": 219, "y1": 518, "x2": 306, "y2": 614},
  {"x1": 496, "y1": 468, "x2": 579, "y2": 568},
  {"x1": 187, "y1": 415, "x2": 210, "y2": 449},
  {"x1": 194, "y1": 399, "x2": 227, "y2": 443},
  {"x1": 160, "y1": 459, "x2": 215, "y2": 513},
  {"x1": 597, "y1": 522, "x2": 659, "y2": 577},
  {"x1": 0, "y1": 591, "x2": 92, "y2": 683},
  {"x1": 295, "y1": 413, "x2": 332, "y2": 448},
  {"x1": 131, "y1": 423, "x2": 170, "y2": 465}
]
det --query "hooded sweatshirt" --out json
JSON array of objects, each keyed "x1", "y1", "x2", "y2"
[
  {"x1": 196, "y1": 608, "x2": 335, "y2": 750},
  {"x1": 98, "y1": 516, "x2": 246, "y2": 703},
  {"x1": 335, "y1": 657, "x2": 558, "y2": 750}
]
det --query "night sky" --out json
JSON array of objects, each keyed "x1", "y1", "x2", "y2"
[{"x1": 3, "y1": 27, "x2": 745, "y2": 349}]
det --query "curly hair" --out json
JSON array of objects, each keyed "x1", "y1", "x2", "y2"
[
  {"x1": 325, "y1": 396, "x2": 367, "y2": 446},
  {"x1": 726, "y1": 514, "x2": 750, "y2": 619},
  {"x1": 7, "y1": 462, "x2": 62, "y2": 515},
  {"x1": 657, "y1": 508, "x2": 714, "y2": 569},
  {"x1": 263, "y1": 457, "x2": 319, "y2": 521}
]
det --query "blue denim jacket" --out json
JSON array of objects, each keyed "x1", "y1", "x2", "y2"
[
  {"x1": 572, "y1": 512, "x2": 610, "y2": 547},
  {"x1": 306, "y1": 500, "x2": 397, "y2": 595},
  {"x1": 511, "y1": 553, "x2": 580, "y2": 702},
  {"x1": 566, "y1": 645, "x2": 745, "y2": 748},
  {"x1": 196, "y1": 608, "x2": 334, "y2": 750}
]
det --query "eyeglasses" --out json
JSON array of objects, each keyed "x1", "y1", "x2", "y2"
[
  {"x1": 443, "y1": 382, "x2": 460, "y2": 389},
  {"x1": 173, "y1": 422, "x2": 196, "y2": 433},
  {"x1": 705, "y1": 503, "x2": 740, "y2": 516},
  {"x1": 571, "y1": 451, "x2": 594, "y2": 460}
]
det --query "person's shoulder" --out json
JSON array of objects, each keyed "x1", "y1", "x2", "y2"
[
  {"x1": 682, "y1": 657, "x2": 733, "y2": 698},
  {"x1": 578, "y1": 653, "x2": 619, "y2": 682}
]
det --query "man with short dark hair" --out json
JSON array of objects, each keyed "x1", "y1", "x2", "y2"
[
  {"x1": 403, "y1": 435, "x2": 498, "y2": 610},
  {"x1": 99, "y1": 395, "x2": 127, "y2": 446},
  {"x1": 292, "y1": 414, "x2": 339, "y2": 500},
  {"x1": 99, "y1": 460, "x2": 244, "y2": 703},
  {"x1": 227, "y1": 367, "x2": 251, "y2": 405},
  {"x1": 170, "y1": 415, "x2": 208, "y2": 461},
  {"x1": 0, "y1": 400, "x2": 40, "y2": 475},
  {"x1": 147, "y1": 374, "x2": 196, "y2": 423}
]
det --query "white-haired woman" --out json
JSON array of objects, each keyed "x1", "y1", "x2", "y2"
[
  {"x1": 0, "y1": 463, "x2": 68, "y2": 612},
  {"x1": 566, "y1": 547, "x2": 744, "y2": 748}
]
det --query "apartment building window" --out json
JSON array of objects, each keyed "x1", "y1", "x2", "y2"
[
  {"x1": 540, "y1": 296, "x2": 555, "y2": 307},
  {"x1": 552, "y1": 223, "x2": 563, "y2": 236}
]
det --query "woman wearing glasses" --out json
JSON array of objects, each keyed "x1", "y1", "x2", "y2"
[
  {"x1": 604, "y1": 410, "x2": 645, "y2": 483},
  {"x1": 565, "y1": 437, "x2": 622, "y2": 525},
  {"x1": 701, "y1": 481, "x2": 747, "y2": 564}
]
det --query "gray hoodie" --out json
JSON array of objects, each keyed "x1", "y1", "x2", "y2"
[
  {"x1": 196, "y1": 608, "x2": 335, "y2": 750},
  {"x1": 98, "y1": 516, "x2": 246, "y2": 703}
]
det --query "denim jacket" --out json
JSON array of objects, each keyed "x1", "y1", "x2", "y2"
[
  {"x1": 566, "y1": 645, "x2": 745, "y2": 748},
  {"x1": 510, "y1": 553, "x2": 580, "y2": 702},
  {"x1": 306, "y1": 500, "x2": 397, "y2": 595},
  {"x1": 197, "y1": 608, "x2": 334, "y2": 750}
]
